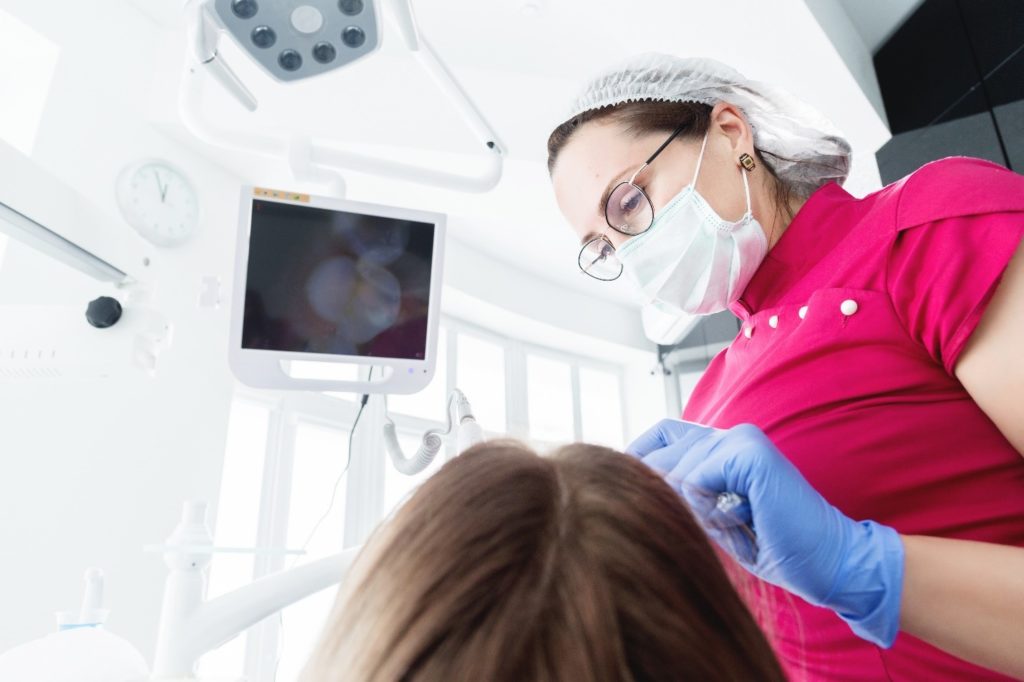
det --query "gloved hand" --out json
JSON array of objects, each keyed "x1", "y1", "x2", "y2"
[{"x1": 627, "y1": 419, "x2": 905, "y2": 648}]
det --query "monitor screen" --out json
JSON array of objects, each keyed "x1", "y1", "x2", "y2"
[{"x1": 241, "y1": 199, "x2": 436, "y2": 360}]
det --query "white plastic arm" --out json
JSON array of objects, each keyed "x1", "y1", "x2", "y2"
[
  {"x1": 184, "y1": 0, "x2": 257, "y2": 111},
  {"x1": 179, "y1": 0, "x2": 504, "y2": 192},
  {"x1": 152, "y1": 547, "x2": 362, "y2": 678}
]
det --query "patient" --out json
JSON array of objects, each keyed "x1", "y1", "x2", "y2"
[{"x1": 301, "y1": 441, "x2": 784, "y2": 681}]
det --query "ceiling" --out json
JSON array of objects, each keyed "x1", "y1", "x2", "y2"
[{"x1": 94, "y1": 0, "x2": 896, "y2": 306}]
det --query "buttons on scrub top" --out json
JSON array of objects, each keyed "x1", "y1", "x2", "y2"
[
  {"x1": 768, "y1": 315, "x2": 779, "y2": 329},
  {"x1": 743, "y1": 325, "x2": 754, "y2": 339},
  {"x1": 798, "y1": 305, "x2": 808, "y2": 319},
  {"x1": 840, "y1": 299, "x2": 859, "y2": 316}
]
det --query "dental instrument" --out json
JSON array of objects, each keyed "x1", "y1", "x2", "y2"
[{"x1": 384, "y1": 388, "x2": 484, "y2": 474}]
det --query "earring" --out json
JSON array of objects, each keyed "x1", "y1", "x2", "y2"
[{"x1": 738, "y1": 153, "x2": 756, "y2": 171}]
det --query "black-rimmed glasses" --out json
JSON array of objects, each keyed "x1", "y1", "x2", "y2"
[{"x1": 578, "y1": 122, "x2": 689, "y2": 281}]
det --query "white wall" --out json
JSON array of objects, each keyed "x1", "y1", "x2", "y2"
[
  {"x1": 802, "y1": 0, "x2": 890, "y2": 125},
  {"x1": 838, "y1": 0, "x2": 925, "y2": 53},
  {"x1": 0, "y1": 0, "x2": 241, "y2": 657}
]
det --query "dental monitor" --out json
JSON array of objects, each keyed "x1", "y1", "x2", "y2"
[{"x1": 229, "y1": 187, "x2": 445, "y2": 394}]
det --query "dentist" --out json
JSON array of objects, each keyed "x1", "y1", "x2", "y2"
[{"x1": 547, "y1": 54, "x2": 1024, "y2": 680}]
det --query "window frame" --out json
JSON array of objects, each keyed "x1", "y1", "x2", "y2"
[{"x1": 214, "y1": 313, "x2": 632, "y2": 682}]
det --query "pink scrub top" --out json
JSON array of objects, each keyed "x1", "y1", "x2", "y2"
[{"x1": 683, "y1": 157, "x2": 1024, "y2": 681}]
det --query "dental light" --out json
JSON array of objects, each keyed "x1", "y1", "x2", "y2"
[{"x1": 181, "y1": 0, "x2": 505, "y2": 192}]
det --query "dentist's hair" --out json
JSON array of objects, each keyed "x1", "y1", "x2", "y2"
[
  {"x1": 302, "y1": 441, "x2": 784, "y2": 682},
  {"x1": 546, "y1": 100, "x2": 800, "y2": 221}
]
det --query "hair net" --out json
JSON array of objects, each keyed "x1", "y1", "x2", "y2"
[{"x1": 565, "y1": 53, "x2": 852, "y2": 195}]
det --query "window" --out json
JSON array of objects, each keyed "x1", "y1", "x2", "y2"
[
  {"x1": 209, "y1": 316, "x2": 635, "y2": 681},
  {"x1": 198, "y1": 400, "x2": 270, "y2": 679},
  {"x1": 527, "y1": 355, "x2": 575, "y2": 446},
  {"x1": 579, "y1": 367, "x2": 625, "y2": 448},
  {"x1": 0, "y1": 7, "x2": 60, "y2": 155},
  {"x1": 677, "y1": 370, "x2": 704, "y2": 411},
  {"x1": 455, "y1": 332, "x2": 506, "y2": 433},
  {"x1": 275, "y1": 421, "x2": 352, "y2": 682}
]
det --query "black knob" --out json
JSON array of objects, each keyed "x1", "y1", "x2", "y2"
[{"x1": 86, "y1": 297, "x2": 123, "y2": 329}]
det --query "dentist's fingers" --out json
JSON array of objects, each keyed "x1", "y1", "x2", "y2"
[
  {"x1": 640, "y1": 426, "x2": 715, "y2": 474},
  {"x1": 625, "y1": 419, "x2": 713, "y2": 458}
]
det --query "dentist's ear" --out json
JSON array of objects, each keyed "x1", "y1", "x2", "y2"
[{"x1": 709, "y1": 102, "x2": 755, "y2": 160}]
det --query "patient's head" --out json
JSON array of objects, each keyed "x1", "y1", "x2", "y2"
[{"x1": 303, "y1": 441, "x2": 783, "y2": 681}]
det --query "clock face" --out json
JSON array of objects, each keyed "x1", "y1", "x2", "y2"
[{"x1": 116, "y1": 161, "x2": 199, "y2": 247}]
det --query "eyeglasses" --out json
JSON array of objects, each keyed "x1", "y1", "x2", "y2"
[{"x1": 577, "y1": 122, "x2": 689, "y2": 281}]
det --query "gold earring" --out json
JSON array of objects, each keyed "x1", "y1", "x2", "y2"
[{"x1": 738, "y1": 153, "x2": 756, "y2": 171}]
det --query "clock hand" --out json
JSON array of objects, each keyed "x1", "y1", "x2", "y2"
[{"x1": 153, "y1": 169, "x2": 168, "y2": 202}]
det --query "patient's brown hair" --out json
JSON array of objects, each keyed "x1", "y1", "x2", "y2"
[{"x1": 302, "y1": 441, "x2": 784, "y2": 681}]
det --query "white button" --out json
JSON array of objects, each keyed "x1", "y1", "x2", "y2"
[
  {"x1": 743, "y1": 326, "x2": 753, "y2": 339},
  {"x1": 840, "y1": 299, "x2": 859, "y2": 316},
  {"x1": 798, "y1": 305, "x2": 808, "y2": 319},
  {"x1": 291, "y1": 5, "x2": 325, "y2": 33},
  {"x1": 768, "y1": 315, "x2": 779, "y2": 329}
]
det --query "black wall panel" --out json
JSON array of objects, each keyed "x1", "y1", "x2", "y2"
[{"x1": 874, "y1": 0, "x2": 1024, "y2": 183}]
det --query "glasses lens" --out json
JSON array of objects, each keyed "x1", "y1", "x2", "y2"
[
  {"x1": 606, "y1": 182, "x2": 653, "y2": 235},
  {"x1": 578, "y1": 237, "x2": 623, "y2": 281}
]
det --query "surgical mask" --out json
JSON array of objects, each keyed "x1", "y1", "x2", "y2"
[{"x1": 616, "y1": 133, "x2": 768, "y2": 323}]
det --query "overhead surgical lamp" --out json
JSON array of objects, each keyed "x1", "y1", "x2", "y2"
[{"x1": 181, "y1": 0, "x2": 506, "y2": 192}]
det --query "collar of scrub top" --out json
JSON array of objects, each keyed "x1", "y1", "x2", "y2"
[{"x1": 731, "y1": 181, "x2": 853, "y2": 319}]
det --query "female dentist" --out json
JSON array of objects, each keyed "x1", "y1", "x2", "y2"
[{"x1": 547, "y1": 54, "x2": 1024, "y2": 680}]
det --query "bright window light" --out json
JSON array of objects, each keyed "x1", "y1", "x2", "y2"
[
  {"x1": 527, "y1": 355, "x2": 574, "y2": 443},
  {"x1": 199, "y1": 399, "x2": 270, "y2": 680},
  {"x1": 0, "y1": 8, "x2": 60, "y2": 155},
  {"x1": 455, "y1": 332, "x2": 506, "y2": 432},
  {"x1": 276, "y1": 421, "x2": 352, "y2": 682},
  {"x1": 579, "y1": 367, "x2": 625, "y2": 448}
]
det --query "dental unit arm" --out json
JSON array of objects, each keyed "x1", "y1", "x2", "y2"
[
  {"x1": 180, "y1": 0, "x2": 505, "y2": 193},
  {"x1": 150, "y1": 390, "x2": 485, "y2": 679},
  {"x1": 384, "y1": 389, "x2": 485, "y2": 475}
]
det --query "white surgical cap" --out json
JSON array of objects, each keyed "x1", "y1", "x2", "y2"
[{"x1": 565, "y1": 53, "x2": 852, "y2": 195}]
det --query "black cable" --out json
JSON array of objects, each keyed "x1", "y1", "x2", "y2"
[
  {"x1": 288, "y1": 368, "x2": 373, "y2": 566},
  {"x1": 275, "y1": 369, "x2": 374, "y2": 677}
]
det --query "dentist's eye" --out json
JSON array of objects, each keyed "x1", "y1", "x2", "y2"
[
  {"x1": 606, "y1": 182, "x2": 653, "y2": 235},
  {"x1": 618, "y1": 186, "x2": 644, "y2": 215}
]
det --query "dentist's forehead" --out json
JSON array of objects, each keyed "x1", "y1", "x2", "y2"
[{"x1": 551, "y1": 122, "x2": 654, "y2": 239}]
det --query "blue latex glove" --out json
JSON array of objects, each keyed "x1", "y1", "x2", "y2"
[{"x1": 627, "y1": 419, "x2": 905, "y2": 648}]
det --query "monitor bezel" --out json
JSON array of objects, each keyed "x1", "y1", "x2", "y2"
[{"x1": 228, "y1": 186, "x2": 446, "y2": 393}]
